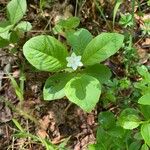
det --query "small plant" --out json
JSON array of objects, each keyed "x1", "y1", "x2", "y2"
[
  {"x1": 23, "y1": 18, "x2": 124, "y2": 112},
  {"x1": 0, "y1": 0, "x2": 32, "y2": 48},
  {"x1": 119, "y1": 13, "x2": 133, "y2": 28},
  {"x1": 142, "y1": 19, "x2": 150, "y2": 35},
  {"x1": 135, "y1": 65, "x2": 150, "y2": 105},
  {"x1": 89, "y1": 65, "x2": 150, "y2": 150}
]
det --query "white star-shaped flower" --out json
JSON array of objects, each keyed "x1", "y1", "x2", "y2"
[{"x1": 66, "y1": 52, "x2": 83, "y2": 70}]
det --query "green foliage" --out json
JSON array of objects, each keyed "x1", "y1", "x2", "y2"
[
  {"x1": 138, "y1": 94, "x2": 150, "y2": 105},
  {"x1": 0, "y1": 0, "x2": 31, "y2": 48},
  {"x1": 84, "y1": 64, "x2": 112, "y2": 84},
  {"x1": 65, "y1": 74, "x2": 101, "y2": 112},
  {"x1": 118, "y1": 108, "x2": 141, "y2": 130},
  {"x1": 53, "y1": 17, "x2": 80, "y2": 35},
  {"x1": 119, "y1": 13, "x2": 133, "y2": 28},
  {"x1": 135, "y1": 66, "x2": 150, "y2": 105},
  {"x1": 8, "y1": 74, "x2": 24, "y2": 102},
  {"x1": 43, "y1": 73, "x2": 73, "y2": 100},
  {"x1": 23, "y1": 35, "x2": 68, "y2": 72},
  {"x1": 89, "y1": 111, "x2": 130, "y2": 150},
  {"x1": 67, "y1": 28, "x2": 93, "y2": 55},
  {"x1": 141, "y1": 123, "x2": 150, "y2": 147},
  {"x1": 82, "y1": 33, "x2": 124, "y2": 65},
  {"x1": 7, "y1": 0, "x2": 27, "y2": 24},
  {"x1": 141, "y1": 144, "x2": 149, "y2": 150},
  {"x1": 142, "y1": 19, "x2": 150, "y2": 35},
  {"x1": 98, "y1": 111, "x2": 115, "y2": 130},
  {"x1": 23, "y1": 18, "x2": 124, "y2": 112}
]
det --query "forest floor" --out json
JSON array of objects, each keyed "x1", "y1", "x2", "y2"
[{"x1": 0, "y1": 0, "x2": 150, "y2": 150}]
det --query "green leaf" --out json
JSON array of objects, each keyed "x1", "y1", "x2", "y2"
[
  {"x1": 140, "y1": 105, "x2": 150, "y2": 120},
  {"x1": 96, "y1": 126, "x2": 114, "y2": 150},
  {"x1": 23, "y1": 35, "x2": 68, "y2": 72},
  {"x1": 0, "y1": 36, "x2": 9, "y2": 48},
  {"x1": 0, "y1": 20, "x2": 13, "y2": 33},
  {"x1": 8, "y1": 74, "x2": 24, "y2": 101},
  {"x1": 58, "y1": 17, "x2": 80, "y2": 29},
  {"x1": 15, "y1": 21, "x2": 32, "y2": 32},
  {"x1": 65, "y1": 74, "x2": 101, "y2": 112},
  {"x1": 141, "y1": 144, "x2": 149, "y2": 150},
  {"x1": 84, "y1": 64, "x2": 112, "y2": 83},
  {"x1": 67, "y1": 28, "x2": 93, "y2": 55},
  {"x1": 9, "y1": 30, "x2": 19, "y2": 43},
  {"x1": 108, "y1": 126, "x2": 125, "y2": 138},
  {"x1": 128, "y1": 141, "x2": 141, "y2": 150},
  {"x1": 98, "y1": 111, "x2": 115, "y2": 130},
  {"x1": 7, "y1": 0, "x2": 27, "y2": 24},
  {"x1": 141, "y1": 123, "x2": 150, "y2": 147},
  {"x1": 118, "y1": 108, "x2": 140, "y2": 130},
  {"x1": 137, "y1": 65, "x2": 150, "y2": 82},
  {"x1": 138, "y1": 94, "x2": 150, "y2": 105},
  {"x1": 88, "y1": 144, "x2": 97, "y2": 150},
  {"x1": 43, "y1": 73, "x2": 73, "y2": 100},
  {"x1": 82, "y1": 33, "x2": 124, "y2": 66}
]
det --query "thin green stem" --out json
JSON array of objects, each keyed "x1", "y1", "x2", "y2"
[{"x1": 93, "y1": 0, "x2": 112, "y2": 31}]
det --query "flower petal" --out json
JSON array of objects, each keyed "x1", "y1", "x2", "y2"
[{"x1": 78, "y1": 62, "x2": 83, "y2": 66}]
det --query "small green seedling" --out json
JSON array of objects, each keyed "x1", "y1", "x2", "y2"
[
  {"x1": 0, "y1": 0, "x2": 32, "y2": 48},
  {"x1": 142, "y1": 19, "x2": 150, "y2": 35},
  {"x1": 119, "y1": 13, "x2": 133, "y2": 28},
  {"x1": 23, "y1": 18, "x2": 124, "y2": 112}
]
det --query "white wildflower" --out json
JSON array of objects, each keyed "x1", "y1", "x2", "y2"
[{"x1": 66, "y1": 52, "x2": 83, "y2": 70}]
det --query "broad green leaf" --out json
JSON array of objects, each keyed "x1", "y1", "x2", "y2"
[
  {"x1": 53, "y1": 24, "x2": 63, "y2": 35},
  {"x1": 82, "y1": 33, "x2": 124, "y2": 66},
  {"x1": 58, "y1": 17, "x2": 80, "y2": 29},
  {"x1": 98, "y1": 111, "x2": 115, "y2": 130},
  {"x1": 0, "y1": 20, "x2": 13, "y2": 33},
  {"x1": 134, "y1": 132, "x2": 143, "y2": 140},
  {"x1": 140, "y1": 105, "x2": 150, "y2": 120},
  {"x1": 0, "y1": 37, "x2": 9, "y2": 48},
  {"x1": 138, "y1": 94, "x2": 150, "y2": 105},
  {"x1": 96, "y1": 126, "x2": 114, "y2": 150},
  {"x1": 0, "y1": 31, "x2": 10, "y2": 47},
  {"x1": 65, "y1": 74, "x2": 101, "y2": 112},
  {"x1": 43, "y1": 73, "x2": 73, "y2": 100},
  {"x1": 67, "y1": 28, "x2": 93, "y2": 55},
  {"x1": 23, "y1": 35, "x2": 68, "y2": 72},
  {"x1": 15, "y1": 21, "x2": 32, "y2": 32},
  {"x1": 108, "y1": 126, "x2": 125, "y2": 138},
  {"x1": 118, "y1": 108, "x2": 140, "y2": 130},
  {"x1": 137, "y1": 65, "x2": 150, "y2": 82},
  {"x1": 128, "y1": 141, "x2": 141, "y2": 150},
  {"x1": 141, "y1": 123, "x2": 150, "y2": 147},
  {"x1": 9, "y1": 31, "x2": 19, "y2": 43},
  {"x1": 141, "y1": 144, "x2": 149, "y2": 150},
  {"x1": 0, "y1": 30, "x2": 10, "y2": 40},
  {"x1": 84, "y1": 64, "x2": 112, "y2": 83},
  {"x1": 7, "y1": 0, "x2": 27, "y2": 24}
]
